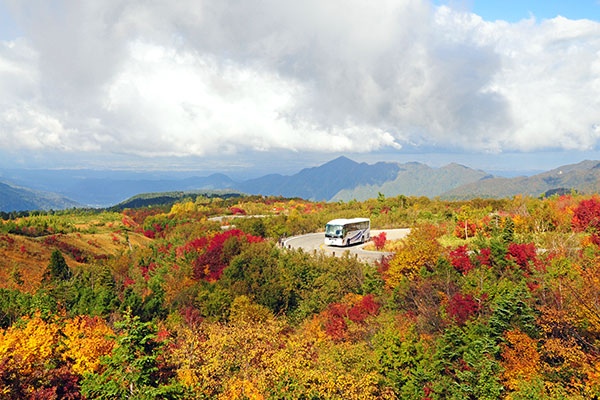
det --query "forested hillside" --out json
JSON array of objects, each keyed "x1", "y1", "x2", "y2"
[
  {"x1": 2, "y1": 193, "x2": 600, "y2": 398},
  {"x1": 443, "y1": 160, "x2": 600, "y2": 199},
  {"x1": 0, "y1": 181, "x2": 80, "y2": 212}
]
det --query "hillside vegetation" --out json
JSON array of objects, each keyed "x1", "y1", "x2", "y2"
[{"x1": 2, "y1": 193, "x2": 600, "y2": 398}]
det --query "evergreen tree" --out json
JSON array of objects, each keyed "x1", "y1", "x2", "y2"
[
  {"x1": 502, "y1": 217, "x2": 515, "y2": 244},
  {"x1": 44, "y1": 250, "x2": 72, "y2": 282}
]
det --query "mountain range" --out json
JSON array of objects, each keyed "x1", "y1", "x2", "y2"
[{"x1": 3, "y1": 157, "x2": 600, "y2": 211}]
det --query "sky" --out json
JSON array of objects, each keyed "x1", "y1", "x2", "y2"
[{"x1": 0, "y1": 0, "x2": 600, "y2": 177}]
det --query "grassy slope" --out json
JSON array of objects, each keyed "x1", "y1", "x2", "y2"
[{"x1": 0, "y1": 214, "x2": 152, "y2": 293}]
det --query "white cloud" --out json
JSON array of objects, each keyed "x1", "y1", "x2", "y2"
[{"x1": 0, "y1": 0, "x2": 599, "y2": 158}]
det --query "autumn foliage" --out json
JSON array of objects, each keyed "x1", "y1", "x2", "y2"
[
  {"x1": 386, "y1": 224, "x2": 441, "y2": 286},
  {"x1": 372, "y1": 232, "x2": 387, "y2": 250},
  {"x1": 2, "y1": 193, "x2": 600, "y2": 398},
  {"x1": 448, "y1": 245, "x2": 474, "y2": 274}
]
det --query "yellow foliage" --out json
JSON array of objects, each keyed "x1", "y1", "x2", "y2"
[
  {"x1": 512, "y1": 215, "x2": 528, "y2": 234},
  {"x1": 61, "y1": 316, "x2": 115, "y2": 375},
  {"x1": 570, "y1": 261, "x2": 600, "y2": 335},
  {"x1": 229, "y1": 296, "x2": 273, "y2": 323},
  {"x1": 219, "y1": 379, "x2": 264, "y2": 400},
  {"x1": 169, "y1": 318, "x2": 390, "y2": 399},
  {"x1": 386, "y1": 224, "x2": 441, "y2": 287},
  {"x1": 0, "y1": 313, "x2": 60, "y2": 376},
  {"x1": 170, "y1": 201, "x2": 199, "y2": 215}
]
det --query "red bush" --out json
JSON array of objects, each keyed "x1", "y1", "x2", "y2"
[
  {"x1": 323, "y1": 295, "x2": 380, "y2": 341},
  {"x1": 447, "y1": 292, "x2": 480, "y2": 325},
  {"x1": 347, "y1": 294, "x2": 380, "y2": 323},
  {"x1": 43, "y1": 235, "x2": 86, "y2": 263},
  {"x1": 572, "y1": 198, "x2": 600, "y2": 232},
  {"x1": 139, "y1": 261, "x2": 158, "y2": 280},
  {"x1": 372, "y1": 232, "x2": 387, "y2": 250},
  {"x1": 376, "y1": 255, "x2": 391, "y2": 275},
  {"x1": 449, "y1": 245, "x2": 474, "y2": 274},
  {"x1": 230, "y1": 207, "x2": 246, "y2": 215},
  {"x1": 323, "y1": 303, "x2": 350, "y2": 341},
  {"x1": 507, "y1": 242, "x2": 538, "y2": 272}
]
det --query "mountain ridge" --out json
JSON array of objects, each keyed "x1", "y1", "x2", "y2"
[
  {"x1": 442, "y1": 159, "x2": 600, "y2": 199},
  {"x1": 5, "y1": 157, "x2": 600, "y2": 211}
]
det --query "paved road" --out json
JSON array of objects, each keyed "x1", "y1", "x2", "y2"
[
  {"x1": 208, "y1": 214, "x2": 270, "y2": 229},
  {"x1": 282, "y1": 229, "x2": 410, "y2": 263}
]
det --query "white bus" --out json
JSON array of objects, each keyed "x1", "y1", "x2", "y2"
[{"x1": 324, "y1": 218, "x2": 370, "y2": 246}]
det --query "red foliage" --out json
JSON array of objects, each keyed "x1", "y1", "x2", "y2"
[
  {"x1": 156, "y1": 328, "x2": 170, "y2": 342},
  {"x1": 30, "y1": 366, "x2": 82, "y2": 400},
  {"x1": 177, "y1": 237, "x2": 208, "y2": 257},
  {"x1": 507, "y1": 243, "x2": 538, "y2": 272},
  {"x1": 526, "y1": 280, "x2": 540, "y2": 292},
  {"x1": 323, "y1": 303, "x2": 349, "y2": 341},
  {"x1": 446, "y1": 292, "x2": 480, "y2": 325},
  {"x1": 376, "y1": 255, "x2": 392, "y2": 275},
  {"x1": 188, "y1": 230, "x2": 263, "y2": 281},
  {"x1": 454, "y1": 220, "x2": 477, "y2": 239},
  {"x1": 43, "y1": 235, "x2": 86, "y2": 263},
  {"x1": 229, "y1": 207, "x2": 246, "y2": 215},
  {"x1": 448, "y1": 245, "x2": 474, "y2": 274},
  {"x1": 572, "y1": 198, "x2": 600, "y2": 232},
  {"x1": 19, "y1": 245, "x2": 26, "y2": 253},
  {"x1": 181, "y1": 305, "x2": 204, "y2": 328},
  {"x1": 372, "y1": 232, "x2": 387, "y2": 250},
  {"x1": 156, "y1": 243, "x2": 173, "y2": 256},
  {"x1": 477, "y1": 248, "x2": 492, "y2": 268},
  {"x1": 1, "y1": 235, "x2": 15, "y2": 244},
  {"x1": 139, "y1": 262, "x2": 158, "y2": 280},
  {"x1": 423, "y1": 383, "x2": 433, "y2": 400},
  {"x1": 323, "y1": 295, "x2": 381, "y2": 341},
  {"x1": 347, "y1": 294, "x2": 380, "y2": 323}
]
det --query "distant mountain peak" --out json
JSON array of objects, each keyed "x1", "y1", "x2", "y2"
[
  {"x1": 445, "y1": 162, "x2": 468, "y2": 169},
  {"x1": 322, "y1": 155, "x2": 357, "y2": 167}
]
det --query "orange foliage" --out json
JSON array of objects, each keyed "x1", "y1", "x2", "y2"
[{"x1": 501, "y1": 329, "x2": 540, "y2": 390}]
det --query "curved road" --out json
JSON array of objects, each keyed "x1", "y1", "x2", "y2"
[{"x1": 282, "y1": 229, "x2": 410, "y2": 263}]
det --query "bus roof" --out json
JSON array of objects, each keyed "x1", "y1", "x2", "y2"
[{"x1": 326, "y1": 218, "x2": 370, "y2": 225}]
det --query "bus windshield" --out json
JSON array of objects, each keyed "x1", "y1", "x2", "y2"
[{"x1": 325, "y1": 224, "x2": 343, "y2": 237}]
